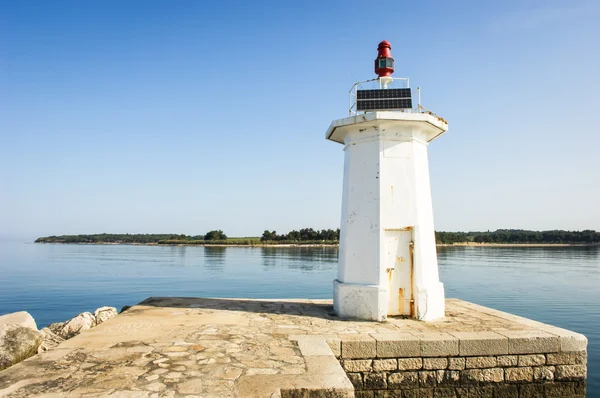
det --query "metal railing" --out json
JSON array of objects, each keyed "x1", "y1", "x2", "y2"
[
  {"x1": 349, "y1": 77, "x2": 409, "y2": 116},
  {"x1": 348, "y1": 78, "x2": 446, "y2": 124}
]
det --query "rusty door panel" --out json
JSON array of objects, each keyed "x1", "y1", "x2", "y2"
[{"x1": 384, "y1": 229, "x2": 413, "y2": 316}]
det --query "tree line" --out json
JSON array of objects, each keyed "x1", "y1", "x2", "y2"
[
  {"x1": 435, "y1": 229, "x2": 600, "y2": 244},
  {"x1": 260, "y1": 228, "x2": 340, "y2": 242},
  {"x1": 35, "y1": 230, "x2": 228, "y2": 244},
  {"x1": 35, "y1": 229, "x2": 600, "y2": 245}
]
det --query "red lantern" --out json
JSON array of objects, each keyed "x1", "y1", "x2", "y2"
[{"x1": 374, "y1": 40, "x2": 394, "y2": 77}]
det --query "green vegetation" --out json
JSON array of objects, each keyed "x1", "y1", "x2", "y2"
[
  {"x1": 260, "y1": 228, "x2": 340, "y2": 243},
  {"x1": 35, "y1": 234, "x2": 200, "y2": 244},
  {"x1": 435, "y1": 229, "x2": 600, "y2": 244},
  {"x1": 35, "y1": 229, "x2": 600, "y2": 245},
  {"x1": 34, "y1": 233, "x2": 261, "y2": 246},
  {"x1": 204, "y1": 230, "x2": 227, "y2": 240}
]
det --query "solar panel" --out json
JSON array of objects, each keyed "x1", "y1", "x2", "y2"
[
  {"x1": 356, "y1": 88, "x2": 411, "y2": 100},
  {"x1": 357, "y1": 99, "x2": 413, "y2": 111},
  {"x1": 356, "y1": 88, "x2": 412, "y2": 111}
]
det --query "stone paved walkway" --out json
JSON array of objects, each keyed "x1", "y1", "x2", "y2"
[{"x1": 0, "y1": 298, "x2": 586, "y2": 397}]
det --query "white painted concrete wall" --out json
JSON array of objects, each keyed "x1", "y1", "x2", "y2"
[{"x1": 326, "y1": 112, "x2": 447, "y2": 321}]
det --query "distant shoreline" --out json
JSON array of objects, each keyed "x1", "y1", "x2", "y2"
[
  {"x1": 437, "y1": 242, "x2": 599, "y2": 248},
  {"x1": 34, "y1": 230, "x2": 600, "y2": 247},
  {"x1": 33, "y1": 242, "x2": 338, "y2": 247},
  {"x1": 33, "y1": 242, "x2": 599, "y2": 248}
]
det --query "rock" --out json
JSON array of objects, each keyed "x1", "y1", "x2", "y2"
[
  {"x1": 0, "y1": 311, "x2": 38, "y2": 331},
  {"x1": 38, "y1": 327, "x2": 65, "y2": 353},
  {"x1": 120, "y1": 305, "x2": 132, "y2": 313},
  {"x1": 48, "y1": 321, "x2": 65, "y2": 335},
  {"x1": 57, "y1": 312, "x2": 96, "y2": 339},
  {"x1": 94, "y1": 306, "x2": 118, "y2": 325},
  {"x1": 0, "y1": 324, "x2": 43, "y2": 370}
]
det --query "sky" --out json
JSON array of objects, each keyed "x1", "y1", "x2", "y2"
[{"x1": 1, "y1": 0, "x2": 599, "y2": 240}]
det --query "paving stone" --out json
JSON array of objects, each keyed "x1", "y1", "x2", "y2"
[
  {"x1": 454, "y1": 388, "x2": 468, "y2": 398},
  {"x1": 496, "y1": 355, "x2": 518, "y2": 367},
  {"x1": 387, "y1": 371, "x2": 418, "y2": 389},
  {"x1": 518, "y1": 354, "x2": 545, "y2": 366},
  {"x1": 374, "y1": 391, "x2": 403, "y2": 398},
  {"x1": 419, "y1": 370, "x2": 437, "y2": 388},
  {"x1": 373, "y1": 358, "x2": 398, "y2": 371},
  {"x1": 341, "y1": 359, "x2": 372, "y2": 372},
  {"x1": 461, "y1": 368, "x2": 504, "y2": 385},
  {"x1": 164, "y1": 346, "x2": 187, "y2": 352},
  {"x1": 498, "y1": 330, "x2": 560, "y2": 354},
  {"x1": 364, "y1": 372, "x2": 387, "y2": 389},
  {"x1": 447, "y1": 357, "x2": 464, "y2": 370},
  {"x1": 432, "y1": 387, "x2": 455, "y2": 398},
  {"x1": 296, "y1": 338, "x2": 332, "y2": 356},
  {"x1": 450, "y1": 331, "x2": 508, "y2": 356},
  {"x1": 558, "y1": 332, "x2": 587, "y2": 352},
  {"x1": 416, "y1": 333, "x2": 458, "y2": 357},
  {"x1": 546, "y1": 352, "x2": 586, "y2": 365},
  {"x1": 465, "y1": 356, "x2": 497, "y2": 369},
  {"x1": 573, "y1": 380, "x2": 587, "y2": 394},
  {"x1": 398, "y1": 358, "x2": 423, "y2": 370},
  {"x1": 163, "y1": 352, "x2": 188, "y2": 357},
  {"x1": 340, "y1": 334, "x2": 376, "y2": 359},
  {"x1": 435, "y1": 370, "x2": 460, "y2": 387},
  {"x1": 533, "y1": 365, "x2": 555, "y2": 382},
  {"x1": 554, "y1": 364, "x2": 587, "y2": 381},
  {"x1": 505, "y1": 366, "x2": 533, "y2": 383},
  {"x1": 400, "y1": 390, "x2": 418, "y2": 398},
  {"x1": 543, "y1": 382, "x2": 575, "y2": 396},
  {"x1": 422, "y1": 358, "x2": 447, "y2": 370},
  {"x1": 356, "y1": 391, "x2": 375, "y2": 398},
  {"x1": 540, "y1": 327, "x2": 588, "y2": 352},
  {"x1": 371, "y1": 333, "x2": 420, "y2": 358},
  {"x1": 493, "y1": 384, "x2": 518, "y2": 398},
  {"x1": 146, "y1": 382, "x2": 166, "y2": 392},
  {"x1": 466, "y1": 386, "x2": 493, "y2": 398},
  {"x1": 417, "y1": 390, "x2": 434, "y2": 398},
  {"x1": 248, "y1": 368, "x2": 279, "y2": 375}
]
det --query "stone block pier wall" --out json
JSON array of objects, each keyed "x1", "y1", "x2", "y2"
[
  {"x1": 340, "y1": 344, "x2": 587, "y2": 397},
  {"x1": 332, "y1": 300, "x2": 588, "y2": 397}
]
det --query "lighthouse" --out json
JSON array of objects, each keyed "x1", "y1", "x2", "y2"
[{"x1": 326, "y1": 41, "x2": 448, "y2": 321}]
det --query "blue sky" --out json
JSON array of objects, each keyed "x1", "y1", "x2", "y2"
[{"x1": 1, "y1": 0, "x2": 599, "y2": 240}]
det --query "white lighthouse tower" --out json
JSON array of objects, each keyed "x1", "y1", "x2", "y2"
[{"x1": 326, "y1": 41, "x2": 448, "y2": 321}]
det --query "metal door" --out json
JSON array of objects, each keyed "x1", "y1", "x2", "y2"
[{"x1": 384, "y1": 228, "x2": 414, "y2": 317}]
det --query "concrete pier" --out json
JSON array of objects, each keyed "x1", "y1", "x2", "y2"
[{"x1": 0, "y1": 298, "x2": 587, "y2": 397}]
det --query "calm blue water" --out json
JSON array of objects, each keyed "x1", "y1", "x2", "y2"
[{"x1": 0, "y1": 242, "x2": 598, "y2": 391}]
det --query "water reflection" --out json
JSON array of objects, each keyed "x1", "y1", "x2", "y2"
[
  {"x1": 260, "y1": 247, "x2": 338, "y2": 272},
  {"x1": 168, "y1": 245, "x2": 188, "y2": 259},
  {"x1": 438, "y1": 245, "x2": 600, "y2": 261},
  {"x1": 203, "y1": 247, "x2": 227, "y2": 271},
  {"x1": 156, "y1": 246, "x2": 188, "y2": 268}
]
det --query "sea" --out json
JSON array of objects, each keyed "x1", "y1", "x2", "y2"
[{"x1": 0, "y1": 241, "x2": 598, "y2": 391}]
